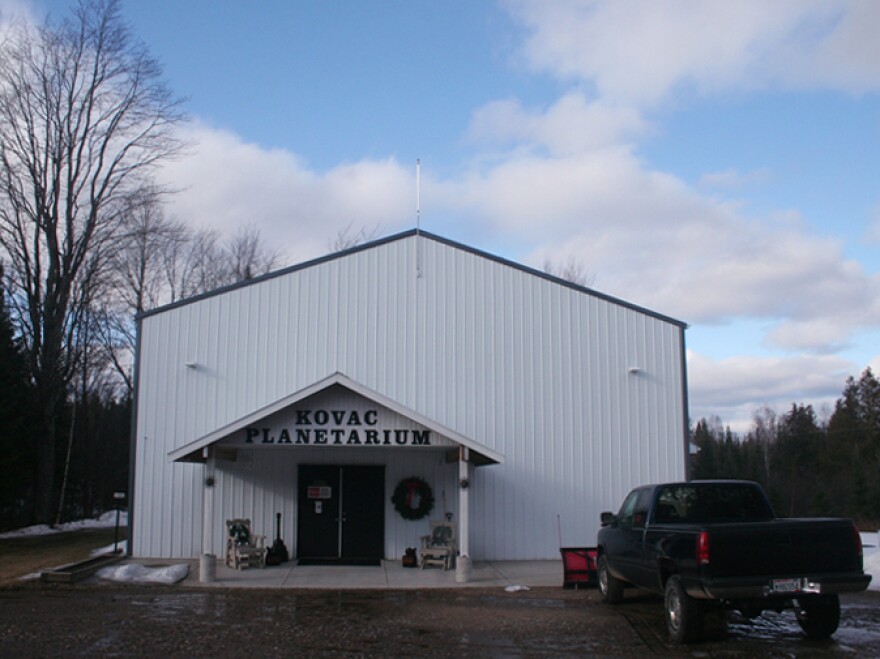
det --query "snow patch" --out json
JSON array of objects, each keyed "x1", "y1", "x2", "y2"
[
  {"x1": 504, "y1": 584, "x2": 530, "y2": 592},
  {"x1": 91, "y1": 540, "x2": 127, "y2": 556},
  {"x1": 96, "y1": 563, "x2": 189, "y2": 584},
  {"x1": 861, "y1": 532, "x2": 879, "y2": 592},
  {"x1": 0, "y1": 511, "x2": 127, "y2": 539}
]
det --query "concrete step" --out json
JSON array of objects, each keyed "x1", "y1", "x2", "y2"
[{"x1": 41, "y1": 553, "x2": 124, "y2": 584}]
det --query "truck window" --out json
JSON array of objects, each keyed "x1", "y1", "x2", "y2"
[
  {"x1": 618, "y1": 488, "x2": 651, "y2": 529},
  {"x1": 654, "y1": 496, "x2": 681, "y2": 523},
  {"x1": 633, "y1": 489, "x2": 651, "y2": 528},
  {"x1": 656, "y1": 483, "x2": 773, "y2": 522}
]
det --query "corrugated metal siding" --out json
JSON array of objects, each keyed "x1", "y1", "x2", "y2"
[{"x1": 133, "y1": 233, "x2": 686, "y2": 559}]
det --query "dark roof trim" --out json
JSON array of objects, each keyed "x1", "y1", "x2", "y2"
[{"x1": 140, "y1": 228, "x2": 687, "y2": 328}]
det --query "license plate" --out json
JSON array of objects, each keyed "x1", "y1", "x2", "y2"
[{"x1": 770, "y1": 578, "x2": 802, "y2": 593}]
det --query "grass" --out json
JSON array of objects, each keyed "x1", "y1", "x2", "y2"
[{"x1": 0, "y1": 527, "x2": 126, "y2": 587}]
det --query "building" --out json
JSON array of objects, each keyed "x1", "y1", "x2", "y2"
[{"x1": 130, "y1": 230, "x2": 688, "y2": 568}]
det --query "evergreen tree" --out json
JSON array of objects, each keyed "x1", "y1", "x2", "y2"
[
  {"x1": 855, "y1": 368, "x2": 880, "y2": 449},
  {"x1": 773, "y1": 404, "x2": 822, "y2": 517},
  {"x1": 672, "y1": 368, "x2": 880, "y2": 524},
  {"x1": 0, "y1": 266, "x2": 38, "y2": 529},
  {"x1": 828, "y1": 368, "x2": 880, "y2": 522},
  {"x1": 691, "y1": 418, "x2": 720, "y2": 479}
]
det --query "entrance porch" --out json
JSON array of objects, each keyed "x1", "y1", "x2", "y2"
[{"x1": 165, "y1": 373, "x2": 504, "y2": 582}]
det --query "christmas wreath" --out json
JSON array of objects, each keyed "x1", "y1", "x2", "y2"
[{"x1": 391, "y1": 476, "x2": 435, "y2": 520}]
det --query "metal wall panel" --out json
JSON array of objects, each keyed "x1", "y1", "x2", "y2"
[{"x1": 133, "y1": 233, "x2": 687, "y2": 559}]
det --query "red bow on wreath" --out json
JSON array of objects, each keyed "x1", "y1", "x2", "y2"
[
  {"x1": 392, "y1": 477, "x2": 434, "y2": 520},
  {"x1": 406, "y1": 479, "x2": 421, "y2": 509}
]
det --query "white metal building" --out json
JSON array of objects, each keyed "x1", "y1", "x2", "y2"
[{"x1": 130, "y1": 230, "x2": 689, "y2": 564}]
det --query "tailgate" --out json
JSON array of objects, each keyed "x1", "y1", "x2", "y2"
[{"x1": 706, "y1": 519, "x2": 861, "y2": 578}]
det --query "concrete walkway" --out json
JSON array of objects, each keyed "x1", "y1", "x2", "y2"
[{"x1": 159, "y1": 558, "x2": 570, "y2": 590}]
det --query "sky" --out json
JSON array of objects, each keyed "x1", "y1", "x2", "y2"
[{"x1": 2, "y1": 0, "x2": 879, "y2": 433}]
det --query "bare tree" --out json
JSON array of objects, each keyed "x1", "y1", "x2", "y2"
[
  {"x1": 543, "y1": 255, "x2": 595, "y2": 287},
  {"x1": 225, "y1": 224, "x2": 281, "y2": 282},
  {"x1": 0, "y1": 0, "x2": 185, "y2": 523},
  {"x1": 172, "y1": 224, "x2": 281, "y2": 298},
  {"x1": 329, "y1": 222, "x2": 382, "y2": 252},
  {"x1": 753, "y1": 406, "x2": 778, "y2": 483},
  {"x1": 175, "y1": 227, "x2": 226, "y2": 298},
  {"x1": 95, "y1": 187, "x2": 188, "y2": 394},
  {"x1": 95, "y1": 214, "x2": 281, "y2": 397},
  {"x1": 114, "y1": 187, "x2": 189, "y2": 315}
]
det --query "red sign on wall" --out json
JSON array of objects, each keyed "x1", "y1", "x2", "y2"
[{"x1": 307, "y1": 486, "x2": 332, "y2": 500}]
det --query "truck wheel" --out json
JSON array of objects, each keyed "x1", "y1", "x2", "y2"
[
  {"x1": 795, "y1": 595, "x2": 840, "y2": 639},
  {"x1": 597, "y1": 555, "x2": 624, "y2": 604},
  {"x1": 664, "y1": 575, "x2": 704, "y2": 644}
]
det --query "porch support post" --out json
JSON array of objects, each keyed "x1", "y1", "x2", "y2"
[
  {"x1": 456, "y1": 447, "x2": 473, "y2": 583},
  {"x1": 199, "y1": 446, "x2": 216, "y2": 582}
]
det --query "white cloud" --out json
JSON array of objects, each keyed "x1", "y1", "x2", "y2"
[
  {"x1": 434, "y1": 141, "x2": 880, "y2": 353},
  {"x1": 0, "y1": 0, "x2": 37, "y2": 38},
  {"x1": 471, "y1": 1, "x2": 880, "y2": 359},
  {"x1": 687, "y1": 350, "x2": 853, "y2": 432},
  {"x1": 465, "y1": 92, "x2": 648, "y2": 155},
  {"x1": 156, "y1": 123, "x2": 414, "y2": 265},
  {"x1": 506, "y1": 0, "x2": 880, "y2": 106},
  {"x1": 797, "y1": 0, "x2": 880, "y2": 92},
  {"x1": 0, "y1": 0, "x2": 32, "y2": 19}
]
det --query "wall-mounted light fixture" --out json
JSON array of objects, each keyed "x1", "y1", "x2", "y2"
[
  {"x1": 628, "y1": 367, "x2": 641, "y2": 375},
  {"x1": 185, "y1": 361, "x2": 198, "y2": 369}
]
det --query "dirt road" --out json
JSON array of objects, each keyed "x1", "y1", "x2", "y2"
[{"x1": 2, "y1": 582, "x2": 878, "y2": 657}]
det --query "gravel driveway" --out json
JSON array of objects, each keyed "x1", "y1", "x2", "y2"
[{"x1": 2, "y1": 583, "x2": 878, "y2": 657}]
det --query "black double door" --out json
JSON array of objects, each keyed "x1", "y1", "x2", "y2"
[{"x1": 296, "y1": 465, "x2": 385, "y2": 560}]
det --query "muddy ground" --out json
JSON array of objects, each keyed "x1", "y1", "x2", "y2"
[{"x1": 1, "y1": 582, "x2": 878, "y2": 657}]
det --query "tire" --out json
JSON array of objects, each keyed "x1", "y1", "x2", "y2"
[
  {"x1": 664, "y1": 575, "x2": 704, "y2": 644},
  {"x1": 795, "y1": 594, "x2": 840, "y2": 639},
  {"x1": 597, "y1": 554, "x2": 624, "y2": 604}
]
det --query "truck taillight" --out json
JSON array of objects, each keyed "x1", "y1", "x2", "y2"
[
  {"x1": 853, "y1": 522, "x2": 863, "y2": 559},
  {"x1": 697, "y1": 531, "x2": 710, "y2": 566}
]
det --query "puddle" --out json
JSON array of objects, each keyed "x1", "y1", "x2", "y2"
[{"x1": 4, "y1": 587, "x2": 877, "y2": 657}]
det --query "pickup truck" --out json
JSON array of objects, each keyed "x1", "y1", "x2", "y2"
[{"x1": 597, "y1": 480, "x2": 872, "y2": 643}]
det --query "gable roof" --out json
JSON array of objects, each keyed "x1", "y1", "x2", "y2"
[
  {"x1": 168, "y1": 371, "x2": 505, "y2": 465},
  {"x1": 140, "y1": 229, "x2": 686, "y2": 328}
]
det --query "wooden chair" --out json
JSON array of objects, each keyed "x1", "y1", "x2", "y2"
[
  {"x1": 419, "y1": 521, "x2": 456, "y2": 570},
  {"x1": 225, "y1": 518, "x2": 266, "y2": 569}
]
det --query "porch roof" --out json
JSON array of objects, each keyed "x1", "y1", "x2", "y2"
[{"x1": 168, "y1": 372, "x2": 505, "y2": 465}]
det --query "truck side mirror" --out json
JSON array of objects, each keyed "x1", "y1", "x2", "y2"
[{"x1": 600, "y1": 511, "x2": 615, "y2": 527}]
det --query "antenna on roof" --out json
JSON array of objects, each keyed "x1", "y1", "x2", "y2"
[
  {"x1": 416, "y1": 158, "x2": 421, "y2": 235},
  {"x1": 416, "y1": 159, "x2": 422, "y2": 278}
]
